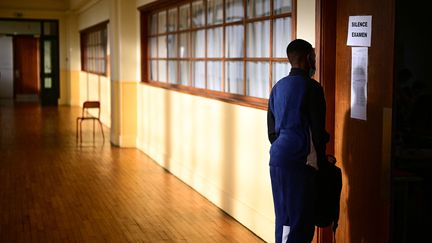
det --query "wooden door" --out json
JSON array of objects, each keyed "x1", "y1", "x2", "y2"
[
  {"x1": 13, "y1": 36, "x2": 40, "y2": 98},
  {"x1": 333, "y1": 0, "x2": 394, "y2": 242}
]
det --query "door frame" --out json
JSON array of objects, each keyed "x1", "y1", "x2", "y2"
[{"x1": 315, "y1": 0, "x2": 337, "y2": 242}]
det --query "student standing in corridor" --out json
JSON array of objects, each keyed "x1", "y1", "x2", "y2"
[{"x1": 267, "y1": 39, "x2": 329, "y2": 243}]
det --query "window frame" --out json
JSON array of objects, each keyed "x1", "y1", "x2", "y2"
[
  {"x1": 80, "y1": 21, "x2": 109, "y2": 76},
  {"x1": 139, "y1": 0, "x2": 296, "y2": 109}
]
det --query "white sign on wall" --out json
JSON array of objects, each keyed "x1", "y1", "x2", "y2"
[
  {"x1": 347, "y1": 15, "x2": 372, "y2": 47},
  {"x1": 350, "y1": 47, "x2": 368, "y2": 120}
]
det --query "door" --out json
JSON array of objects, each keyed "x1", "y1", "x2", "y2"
[
  {"x1": 0, "y1": 36, "x2": 13, "y2": 99},
  {"x1": 13, "y1": 36, "x2": 40, "y2": 100},
  {"x1": 40, "y1": 21, "x2": 60, "y2": 106},
  {"x1": 333, "y1": 0, "x2": 394, "y2": 242}
]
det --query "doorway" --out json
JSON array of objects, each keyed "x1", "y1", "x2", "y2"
[
  {"x1": 0, "y1": 19, "x2": 59, "y2": 105},
  {"x1": 392, "y1": 0, "x2": 432, "y2": 242}
]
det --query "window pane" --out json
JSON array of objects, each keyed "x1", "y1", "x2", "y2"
[
  {"x1": 191, "y1": 30, "x2": 205, "y2": 58},
  {"x1": 168, "y1": 61, "x2": 178, "y2": 84},
  {"x1": 225, "y1": 61, "x2": 244, "y2": 94},
  {"x1": 158, "y1": 60, "x2": 167, "y2": 82},
  {"x1": 158, "y1": 11, "x2": 167, "y2": 33},
  {"x1": 207, "y1": 27, "x2": 222, "y2": 58},
  {"x1": 150, "y1": 61, "x2": 158, "y2": 81},
  {"x1": 207, "y1": 61, "x2": 222, "y2": 91},
  {"x1": 43, "y1": 21, "x2": 58, "y2": 36},
  {"x1": 247, "y1": 0, "x2": 270, "y2": 18},
  {"x1": 192, "y1": 0, "x2": 205, "y2": 28},
  {"x1": 272, "y1": 62, "x2": 291, "y2": 86},
  {"x1": 192, "y1": 61, "x2": 205, "y2": 88},
  {"x1": 179, "y1": 4, "x2": 191, "y2": 30},
  {"x1": 150, "y1": 60, "x2": 158, "y2": 81},
  {"x1": 273, "y1": 17, "x2": 292, "y2": 58},
  {"x1": 207, "y1": 0, "x2": 223, "y2": 25},
  {"x1": 226, "y1": 0, "x2": 244, "y2": 22},
  {"x1": 44, "y1": 77, "x2": 52, "y2": 88},
  {"x1": 44, "y1": 41, "x2": 52, "y2": 74},
  {"x1": 247, "y1": 62, "x2": 269, "y2": 98},
  {"x1": 274, "y1": 0, "x2": 292, "y2": 14},
  {"x1": 149, "y1": 37, "x2": 157, "y2": 58},
  {"x1": 179, "y1": 61, "x2": 190, "y2": 85},
  {"x1": 179, "y1": 33, "x2": 189, "y2": 57},
  {"x1": 247, "y1": 20, "x2": 270, "y2": 57},
  {"x1": 150, "y1": 14, "x2": 158, "y2": 35},
  {"x1": 158, "y1": 35, "x2": 167, "y2": 58},
  {"x1": 225, "y1": 25, "x2": 244, "y2": 58},
  {"x1": 168, "y1": 8, "x2": 177, "y2": 32},
  {"x1": 168, "y1": 34, "x2": 177, "y2": 58}
]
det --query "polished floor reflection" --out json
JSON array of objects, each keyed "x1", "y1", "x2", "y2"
[{"x1": 0, "y1": 101, "x2": 264, "y2": 243}]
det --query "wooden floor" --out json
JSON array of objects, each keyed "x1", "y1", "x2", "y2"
[{"x1": 0, "y1": 101, "x2": 264, "y2": 243}]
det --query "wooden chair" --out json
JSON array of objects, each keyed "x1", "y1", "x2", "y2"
[{"x1": 76, "y1": 101, "x2": 105, "y2": 143}]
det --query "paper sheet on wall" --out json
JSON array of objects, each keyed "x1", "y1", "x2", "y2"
[{"x1": 351, "y1": 47, "x2": 368, "y2": 120}]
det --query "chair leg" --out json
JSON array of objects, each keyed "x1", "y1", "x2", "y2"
[
  {"x1": 76, "y1": 118, "x2": 79, "y2": 142},
  {"x1": 80, "y1": 120, "x2": 83, "y2": 143},
  {"x1": 98, "y1": 120, "x2": 105, "y2": 143},
  {"x1": 93, "y1": 119, "x2": 95, "y2": 142}
]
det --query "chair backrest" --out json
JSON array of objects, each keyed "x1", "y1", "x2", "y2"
[{"x1": 82, "y1": 101, "x2": 101, "y2": 118}]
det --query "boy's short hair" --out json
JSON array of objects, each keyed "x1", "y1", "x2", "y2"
[{"x1": 286, "y1": 39, "x2": 313, "y2": 65}]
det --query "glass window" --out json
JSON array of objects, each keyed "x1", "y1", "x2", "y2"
[
  {"x1": 207, "y1": 61, "x2": 222, "y2": 91},
  {"x1": 167, "y1": 34, "x2": 177, "y2": 58},
  {"x1": 143, "y1": 0, "x2": 294, "y2": 106},
  {"x1": 273, "y1": 17, "x2": 292, "y2": 57},
  {"x1": 225, "y1": 61, "x2": 244, "y2": 95},
  {"x1": 193, "y1": 61, "x2": 205, "y2": 89},
  {"x1": 207, "y1": 0, "x2": 223, "y2": 25},
  {"x1": 225, "y1": 25, "x2": 244, "y2": 58},
  {"x1": 179, "y1": 61, "x2": 190, "y2": 86},
  {"x1": 168, "y1": 61, "x2": 178, "y2": 84},
  {"x1": 179, "y1": 4, "x2": 191, "y2": 30},
  {"x1": 158, "y1": 11, "x2": 167, "y2": 33},
  {"x1": 192, "y1": 1, "x2": 205, "y2": 27},
  {"x1": 247, "y1": 62, "x2": 269, "y2": 98},
  {"x1": 226, "y1": 0, "x2": 244, "y2": 23},
  {"x1": 274, "y1": 0, "x2": 292, "y2": 14},
  {"x1": 247, "y1": 0, "x2": 270, "y2": 18},
  {"x1": 179, "y1": 33, "x2": 190, "y2": 58},
  {"x1": 272, "y1": 62, "x2": 291, "y2": 86},
  {"x1": 80, "y1": 22, "x2": 108, "y2": 75},
  {"x1": 168, "y1": 8, "x2": 177, "y2": 32},
  {"x1": 191, "y1": 30, "x2": 205, "y2": 58},
  {"x1": 247, "y1": 20, "x2": 270, "y2": 57},
  {"x1": 207, "y1": 27, "x2": 223, "y2": 58}
]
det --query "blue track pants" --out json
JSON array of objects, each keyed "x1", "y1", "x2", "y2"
[{"x1": 270, "y1": 165, "x2": 316, "y2": 243}]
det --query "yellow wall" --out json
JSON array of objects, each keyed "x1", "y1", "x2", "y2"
[
  {"x1": 137, "y1": 84, "x2": 274, "y2": 241},
  {"x1": 78, "y1": 72, "x2": 111, "y2": 126}
]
